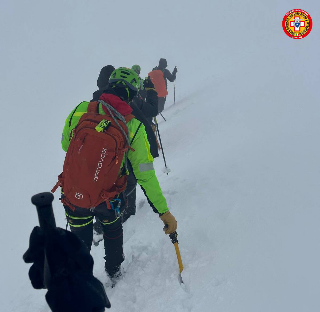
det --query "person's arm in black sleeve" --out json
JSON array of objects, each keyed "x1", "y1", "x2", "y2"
[
  {"x1": 133, "y1": 95, "x2": 157, "y2": 118},
  {"x1": 140, "y1": 77, "x2": 158, "y2": 118},
  {"x1": 163, "y1": 68, "x2": 177, "y2": 82},
  {"x1": 143, "y1": 89, "x2": 158, "y2": 117},
  {"x1": 131, "y1": 96, "x2": 143, "y2": 111}
]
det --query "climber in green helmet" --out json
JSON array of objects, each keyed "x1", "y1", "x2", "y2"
[{"x1": 59, "y1": 66, "x2": 177, "y2": 284}]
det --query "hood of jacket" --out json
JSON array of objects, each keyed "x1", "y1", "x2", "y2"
[{"x1": 158, "y1": 58, "x2": 167, "y2": 69}]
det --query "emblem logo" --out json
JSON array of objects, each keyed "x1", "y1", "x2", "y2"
[
  {"x1": 282, "y1": 9, "x2": 312, "y2": 39},
  {"x1": 75, "y1": 192, "x2": 84, "y2": 200}
]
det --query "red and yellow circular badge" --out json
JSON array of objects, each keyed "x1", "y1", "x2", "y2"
[{"x1": 282, "y1": 9, "x2": 312, "y2": 39}]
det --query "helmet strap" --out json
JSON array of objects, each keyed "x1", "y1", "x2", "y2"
[{"x1": 125, "y1": 88, "x2": 130, "y2": 102}]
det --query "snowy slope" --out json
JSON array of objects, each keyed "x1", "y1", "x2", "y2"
[{"x1": 1, "y1": 0, "x2": 320, "y2": 311}]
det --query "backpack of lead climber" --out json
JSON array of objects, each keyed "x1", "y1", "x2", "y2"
[{"x1": 52, "y1": 68, "x2": 140, "y2": 209}]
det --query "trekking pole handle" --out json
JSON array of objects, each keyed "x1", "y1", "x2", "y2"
[
  {"x1": 31, "y1": 192, "x2": 56, "y2": 289},
  {"x1": 31, "y1": 192, "x2": 56, "y2": 233}
]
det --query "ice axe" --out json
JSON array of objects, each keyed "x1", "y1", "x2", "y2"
[{"x1": 165, "y1": 227, "x2": 184, "y2": 283}]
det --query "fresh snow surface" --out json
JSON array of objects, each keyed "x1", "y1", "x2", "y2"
[{"x1": 1, "y1": 1, "x2": 320, "y2": 311}]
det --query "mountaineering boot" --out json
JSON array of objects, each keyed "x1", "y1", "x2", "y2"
[
  {"x1": 105, "y1": 264, "x2": 121, "y2": 279},
  {"x1": 105, "y1": 264, "x2": 122, "y2": 287},
  {"x1": 103, "y1": 219, "x2": 124, "y2": 286}
]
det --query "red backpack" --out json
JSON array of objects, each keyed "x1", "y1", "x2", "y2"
[
  {"x1": 52, "y1": 101, "x2": 134, "y2": 210},
  {"x1": 148, "y1": 70, "x2": 168, "y2": 97}
]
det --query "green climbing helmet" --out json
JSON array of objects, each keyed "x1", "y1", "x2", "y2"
[
  {"x1": 109, "y1": 67, "x2": 140, "y2": 91},
  {"x1": 131, "y1": 64, "x2": 141, "y2": 75}
]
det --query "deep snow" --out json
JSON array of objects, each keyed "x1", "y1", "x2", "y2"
[{"x1": 1, "y1": 0, "x2": 320, "y2": 311}]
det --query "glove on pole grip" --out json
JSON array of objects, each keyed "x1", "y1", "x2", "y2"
[{"x1": 31, "y1": 192, "x2": 56, "y2": 289}]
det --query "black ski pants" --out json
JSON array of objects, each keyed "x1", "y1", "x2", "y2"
[
  {"x1": 64, "y1": 201, "x2": 125, "y2": 271},
  {"x1": 158, "y1": 97, "x2": 166, "y2": 114}
]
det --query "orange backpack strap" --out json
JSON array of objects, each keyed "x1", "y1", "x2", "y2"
[
  {"x1": 87, "y1": 101, "x2": 99, "y2": 113},
  {"x1": 125, "y1": 114, "x2": 135, "y2": 123},
  {"x1": 51, "y1": 173, "x2": 63, "y2": 193}
]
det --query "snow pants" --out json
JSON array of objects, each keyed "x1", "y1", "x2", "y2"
[
  {"x1": 158, "y1": 97, "x2": 166, "y2": 114},
  {"x1": 64, "y1": 200, "x2": 125, "y2": 271}
]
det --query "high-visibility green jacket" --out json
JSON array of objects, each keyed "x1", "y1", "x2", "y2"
[{"x1": 61, "y1": 100, "x2": 169, "y2": 214}]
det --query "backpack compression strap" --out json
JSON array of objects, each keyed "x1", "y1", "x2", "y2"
[{"x1": 88, "y1": 100, "x2": 135, "y2": 150}]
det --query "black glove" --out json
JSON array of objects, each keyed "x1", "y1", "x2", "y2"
[
  {"x1": 173, "y1": 66, "x2": 177, "y2": 75},
  {"x1": 23, "y1": 226, "x2": 46, "y2": 289},
  {"x1": 144, "y1": 77, "x2": 155, "y2": 89},
  {"x1": 23, "y1": 226, "x2": 111, "y2": 311}
]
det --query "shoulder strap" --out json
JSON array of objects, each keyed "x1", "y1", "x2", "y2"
[
  {"x1": 99, "y1": 100, "x2": 131, "y2": 147},
  {"x1": 130, "y1": 122, "x2": 142, "y2": 144},
  {"x1": 87, "y1": 101, "x2": 99, "y2": 113},
  {"x1": 125, "y1": 114, "x2": 135, "y2": 123}
]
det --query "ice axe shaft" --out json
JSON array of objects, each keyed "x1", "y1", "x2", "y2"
[
  {"x1": 173, "y1": 242, "x2": 184, "y2": 274},
  {"x1": 168, "y1": 231, "x2": 184, "y2": 283}
]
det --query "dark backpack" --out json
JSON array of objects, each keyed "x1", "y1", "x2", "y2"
[{"x1": 52, "y1": 101, "x2": 134, "y2": 210}]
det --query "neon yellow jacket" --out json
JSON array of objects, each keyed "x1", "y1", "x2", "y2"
[{"x1": 61, "y1": 101, "x2": 169, "y2": 214}]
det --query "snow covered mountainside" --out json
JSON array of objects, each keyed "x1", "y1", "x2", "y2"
[{"x1": 1, "y1": 0, "x2": 320, "y2": 311}]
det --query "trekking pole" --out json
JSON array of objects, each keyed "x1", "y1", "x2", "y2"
[
  {"x1": 160, "y1": 112, "x2": 166, "y2": 122},
  {"x1": 169, "y1": 231, "x2": 184, "y2": 284},
  {"x1": 174, "y1": 84, "x2": 176, "y2": 104},
  {"x1": 31, "y1": 192, "x2": 56, "y2": 289},
  {"x1": 154, "y1": 117, "x2": 169, "y2": 175},
  {"x1": 29, "y1": 193, "x2": 111, "y2": 310}
]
